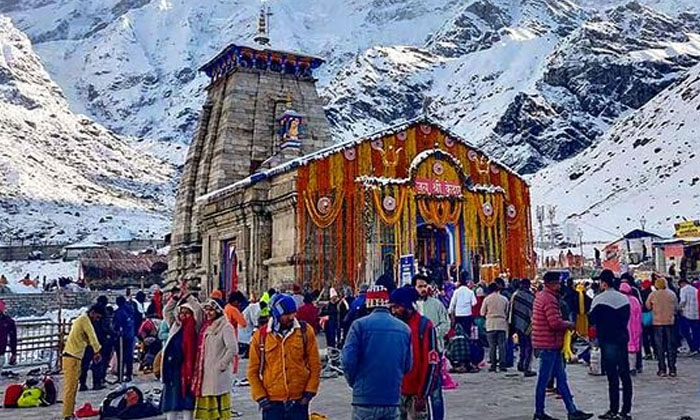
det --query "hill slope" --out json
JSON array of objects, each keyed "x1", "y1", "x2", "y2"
[
  {"x1": 530, "y1": 62, "x2": 700, "y2": 239},
  {"x1": 0, "y1": 16, "x2": 176, "y2": 243}
]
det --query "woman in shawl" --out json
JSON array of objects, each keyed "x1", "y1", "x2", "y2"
[
  {"x1": 193, "y1": 299, "x2": 237, "y2": 420},
  {"x1": 161, "y1": 287, "x2": 203, "y2": 420},
  {"x1": 620, "y1": 283, "x2": 643, "y2": 375}
]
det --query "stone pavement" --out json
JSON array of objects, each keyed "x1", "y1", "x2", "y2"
[{"x1": 1, "y1": 356, "x2": 700, "y2": 420}]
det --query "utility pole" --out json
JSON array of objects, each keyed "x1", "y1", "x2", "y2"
[{"x1": 547, "y1": 205, "x2": 557, "y2": 249}]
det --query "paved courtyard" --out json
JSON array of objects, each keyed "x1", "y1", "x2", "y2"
[{"x1": 1, "y1": 356, "x2": 699, "y2": 420}]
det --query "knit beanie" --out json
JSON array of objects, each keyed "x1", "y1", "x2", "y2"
[
  {"x1": 271, "y1": 294, "x2": 297, "y2": 320},
  {"x1": 389, "y1": 286, "x2": 419, "y2": 311},
  {"x1": 366, "y1": 285, "x2": 389, "y2": 308}
]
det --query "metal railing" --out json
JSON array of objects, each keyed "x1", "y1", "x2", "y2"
[{"x1": 1, "y1": 318, "x2": 72, "y2": 370}]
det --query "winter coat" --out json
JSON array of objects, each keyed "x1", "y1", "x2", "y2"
[
  {"x1": 160, "y1": 294, "x2": 203, "y2": 384},
  {"x1": 646, "y1": 289, "x2": 677, "y2": 326},
  {"x1": 417, "y1": 297, "x2": 449, "y2": 352},
  {"x1": 532, "y1": 288, "x2": 570, "y2": 350},
  {"x1": 402, "y1": 312, "x2": 440, "y2": 398},
  {"x1": 247, "y1": 318, "x2": 321, "y2": 403},
  {"x1": 0, "y1": 313, "x2": 17, "y2": 356},
  {"x1": 679, "y1": 285, "x2": 699, "y2": 320},
  {"x1": 198, "y1": 316, "x2": 237, "y2": 396},
  {"x1": 589, "y1": 289, "x2": 630, "y2": 347},
  {"x1": 342, "y1": 307, "x2": 412, "y2": 407},
  {"x1": 480, "y1": 293, "x2": 509, "y2": 332},
  {"x1": 509, "y1": 288, "x2": 535, "y2": 336},
  {"x1": 626, "y1": 295, "x2": 642, "y2": 353},
  {"x1": 296, "y1": 303, "x2": 320, "y2": 333},
  {"x1": 113, "y1": 304, "x2": 136, "y2": 340}
]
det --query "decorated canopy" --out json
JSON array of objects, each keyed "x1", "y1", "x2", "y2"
[{"x1": 294, "y1": 118, "x2": 535, "y2": 290}]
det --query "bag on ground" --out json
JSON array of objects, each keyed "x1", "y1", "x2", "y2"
[
  {"x1": 3, "y1": 383, "x2": 23, "y2": 408},
  {"x1": 17, "y1": 387, "x2": 43, "y2": 408}
]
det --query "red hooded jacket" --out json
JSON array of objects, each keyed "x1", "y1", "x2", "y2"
[{"x1": 401, "y1": 312, "x2": 440, "y2": 397}]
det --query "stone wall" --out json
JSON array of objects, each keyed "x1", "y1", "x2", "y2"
[
  {"x1": 0, "y1": 239, "x2": 165, "y2": 262},
  {"x1": 169, "y1": 62, "x2": 333, "y2": 286},
  {"x1": 1, "y1": 291, "x2": 124, "y2": 318}
]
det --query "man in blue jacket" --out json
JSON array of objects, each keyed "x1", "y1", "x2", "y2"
[
  {"x1": 113, "y1": 295, "x2": 136, "y2": 382},
  {"x1": 342, "y1": 285, "x2": 412, "y2": 420}
]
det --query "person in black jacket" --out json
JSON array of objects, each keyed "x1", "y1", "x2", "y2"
[
  {"x1": 589, "y1": 270, "x2": 632, "y2": 420},
  {"x1": 80, "y1": 296, "x2": 112, "y2": 390}
]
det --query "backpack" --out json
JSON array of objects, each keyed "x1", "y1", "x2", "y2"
[
  {"x1": 40, "y1": 376, "x2": 57, "y2": 405},
  {"x1": 3, "y1": 383, "x2": 23, "y2": 408},
  {"x1": 17, "y1": 387, "x2": 43, "y2": 408},
  {"x1": 258, "y1": 321, "x2": 308, "y2": 378}
]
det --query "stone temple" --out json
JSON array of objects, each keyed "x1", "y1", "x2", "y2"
[{"x1": 169, "y1": 10, "x2": 535, "y2": 297}]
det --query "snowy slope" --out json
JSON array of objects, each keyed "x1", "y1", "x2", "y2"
[
  {"x1": 327, "y1": 1, "x2": 700, "y2": 173},
  {"x1": 0, "y1": 16, "x2": 176, "y2": 243},
  {"x1": 530, "y1": 62, "x2": 700, "y2": 240},
  {"x1": 2, "y1": 0, "x2": 698, "y2": 170}
]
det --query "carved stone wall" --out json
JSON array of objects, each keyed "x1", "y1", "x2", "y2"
[{"x1": 169, "y1": 63, "x2": 332, "y2": 289}]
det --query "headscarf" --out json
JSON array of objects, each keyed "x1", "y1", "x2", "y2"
[
  {"x1": 270, "y1": 294, "x2": 297, "y2": 333},
  {"x1": 179, "y1": 304, "x2": 199, "y2": 397}
]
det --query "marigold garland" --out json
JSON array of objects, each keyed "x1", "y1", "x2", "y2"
[
  {"x1": 373, "y1": 187, "x2": 408, "y2": 225},
  {"x1": 304, "y1": 190, "x2": 345, "y2": 229},
  {"x1": 417, "y1": 199, "x2": 462, "y2": 228}
]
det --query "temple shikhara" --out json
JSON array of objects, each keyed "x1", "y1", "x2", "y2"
[{"x1": 169, "y1": 9, "x2": 535, "y2": 296}]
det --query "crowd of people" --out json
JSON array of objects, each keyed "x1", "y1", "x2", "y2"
[{"x1": 0, "y1": 264, "x2": 694, "y2": 420}]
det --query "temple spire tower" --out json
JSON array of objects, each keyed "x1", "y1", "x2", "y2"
[
  {"x1": 168, "y1": 5, "x2": 332, "y2": 292},
  {"x1": 253, "y1": 5, "x2": 272, "y2": 47}
]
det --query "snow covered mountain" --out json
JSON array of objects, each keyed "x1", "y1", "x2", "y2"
[
  {"x1": 530, "y1": 61, "x2": 700, "y2": 240},
  {"x1": 0, "y1": 16, "x2": 176, "y2": 243},
  {"x1": 327, "y1": 1, "x2": 700, "y2": 173},
  {"x1": 3, "y1": 0, "x2": 699, "y2": 172}
]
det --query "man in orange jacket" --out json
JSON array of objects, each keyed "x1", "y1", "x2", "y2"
[{"x1": 247, "y1": 294, "x2": 321, "y2": 419}]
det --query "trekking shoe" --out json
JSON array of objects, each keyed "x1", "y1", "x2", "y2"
[
  {"x1": 533, "y1": 413, "x2": 560, "y2": 420},
  {"x1": 618, "y1": 414, "x2": 632, "y2": 420},
  {"x1": 598, "y1": 411, "x2": 619, "y2": 419},
  {"x1": 669, "y1": 370, "x2": 677, "y2": 377},
  {"x1": 568, "y1": 410, "x2": 594, "y2": 420},
  {"x1": 657, "y1": 370, "x2": 667, "y2": 377},
  {"x1": 524, "y1": 371, "x2": 537, "y2": 377}
]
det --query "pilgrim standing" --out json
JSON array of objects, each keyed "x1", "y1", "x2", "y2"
[
  {"x1": 193, "y1": 299, "x2": 238, "y2": 420},
  {"x1": 161, "y1": 288, "x2": 203, "y2": 420}
]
